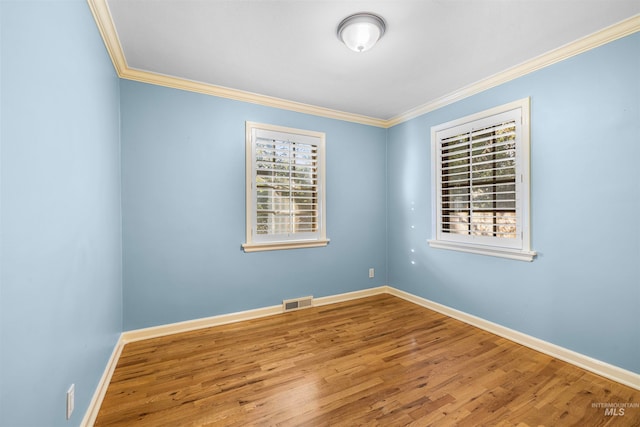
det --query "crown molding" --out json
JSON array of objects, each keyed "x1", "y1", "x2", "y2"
[
  {"x1": 386, "y1": 14, "x2": 640, "y2": 127},
  {"x1": 87, "y1": 0, "x2": 127, "y2": 76},
  {"x1": 86, "y1": 0, "x2": 387, "y2": 128},
  {"x1": 120, "y1": 67, "x2": 388, "y2": 127},
  {"x1": 88, "y1": 0, "x2": 638, "y2": 129}
]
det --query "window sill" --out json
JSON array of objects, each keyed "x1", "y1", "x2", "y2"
[
  {"x1": 428, "y1": 240, "x2": 536, "y2": 262},
  {"x1": 242, "y1": 239, "x2": 330, "y2": 253}
]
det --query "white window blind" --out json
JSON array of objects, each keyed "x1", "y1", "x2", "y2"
[
  {"x1": 243, "y1": 122, "x2": 328, "y2": 252},
  {"x1": 429, "y1": 98, "x2": 535, "y2": 261},
  {"x1": 255, "y1": 137, "x2": 318, "y2": 236}
]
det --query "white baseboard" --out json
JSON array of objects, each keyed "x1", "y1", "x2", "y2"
[
  {"x1": 122, "y1": 286, "x2": 389, "y2": 344},
  {"x1": 81, "y1": 338, "x2": 125, "y2": 427},
  {"x1": 313, "y1": 286, "x2": 388, "y2": 307},
  {"x1": 384, "y1": 286, "x2": 640, "y2": 391},
  {"x1": 80, "y1": 287, "x2": 390, "y2": 425},
  {"x1": 121, "y1": 304, "x2": 282, "y2": 344},
  {"x1": 82, "y1": 285, "x2": 640, "y2": 424}
]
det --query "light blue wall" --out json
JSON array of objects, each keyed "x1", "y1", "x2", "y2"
[
  {"x1": 387, "y1": 33, "x2": 640, "y2": 373},
  {"x1": 120, "y1": 80, "x2": 388, "y2": 330},
  {"x1": 0, "y1": 1, "x2": 122, "y2": 426},
  {"x1": 0, "y1": 3, "x2": 637, "y2": 425}
]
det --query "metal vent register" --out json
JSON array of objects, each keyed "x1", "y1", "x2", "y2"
[{"x1": 283, "y1": 296, "x2": 313, "y2": 312}]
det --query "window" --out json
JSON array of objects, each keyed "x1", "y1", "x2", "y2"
[
  {"x1": 428, "y1": 98, "x2": 535, "y2": 261},
  {"x1": 243, "y1": 122, "x2": 328, "y2": 252}
]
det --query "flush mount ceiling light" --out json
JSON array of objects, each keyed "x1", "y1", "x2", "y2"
[{"x1": 337, "y1": 12, "x2": 386, "y2": 53}]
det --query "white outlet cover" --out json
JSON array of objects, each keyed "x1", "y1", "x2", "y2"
[{"x1": 67, "y1": 384, "x2": 75, "y2": 420}]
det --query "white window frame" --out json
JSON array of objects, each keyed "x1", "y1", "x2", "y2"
[
  {"x1": 242, "y1": 122, "x2": 328, "y2": 252},
  {"x1": 428, "y1": 98, "x2": 536, "y2": 261}
]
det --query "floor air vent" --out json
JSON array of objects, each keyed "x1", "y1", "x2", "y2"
[{"x1": 283, "y1": 296, "x2": 313, "y2": 312}]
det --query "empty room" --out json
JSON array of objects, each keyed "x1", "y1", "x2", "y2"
[{"x1": 1, "y1": 0, "x2": 639, "y2": 426}]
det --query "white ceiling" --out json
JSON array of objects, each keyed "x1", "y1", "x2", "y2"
[{"x1": 105, "y1": 0, "x2": 639, "y2": 121}]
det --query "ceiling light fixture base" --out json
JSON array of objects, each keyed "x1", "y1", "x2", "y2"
[{"x1": 337, "y1": 12, "x2": 386, "y2": 53}]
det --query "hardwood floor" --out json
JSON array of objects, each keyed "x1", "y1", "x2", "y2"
[{"x1": 95, "y1": 294, "x2": 639, "y2": 426}]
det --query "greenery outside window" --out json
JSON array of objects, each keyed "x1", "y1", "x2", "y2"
[
  {"x1": 428, "y1": 98, "x2": 535, "y2": 261},
  {"x1": 243, "y1": 122, "x2": 328, "y2": 252}
]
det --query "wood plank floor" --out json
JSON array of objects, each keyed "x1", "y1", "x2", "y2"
[{"x1": 95, "y1": 294, "x2": 639, "y2": 426}]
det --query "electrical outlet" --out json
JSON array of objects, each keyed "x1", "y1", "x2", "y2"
[
  {"x1": 369, "y1": 268, "x2": 375, "y2": 278},
  {"x1": 66, "y1": 384, "x2": 75, "y2": 420}
]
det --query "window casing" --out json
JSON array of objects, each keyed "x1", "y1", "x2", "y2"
[
  {"x1": 428, "y1": 98, "x2": 535, "y2": 261},
  {"x1": 243, "y1": 122, "x2": 328, "y2": 252}
]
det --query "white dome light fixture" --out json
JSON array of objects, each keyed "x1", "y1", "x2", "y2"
[{"x1": 337, "y1": 12, "x2": 386, "y2": 53}]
